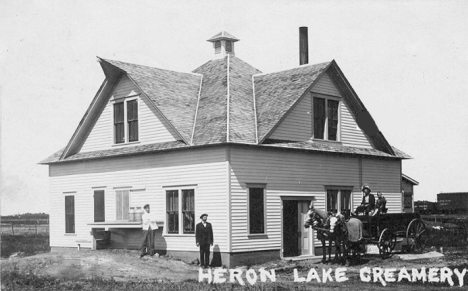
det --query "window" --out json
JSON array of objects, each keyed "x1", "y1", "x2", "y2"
[
  {"x1": 326, "y1": 188, "x2": 352, "y2": 214},
  {"x1": 113, "y1": 99, "x2": 138, "y2": 144},
  {"x1": 225, "y1": 41, "x2": 232, "y2": 53},
  {"x1": 94, "y1": 190, "x2": 105, "y2": 222},
  {"x1": 114, "y1": 103, "x2": 124, "y2": 143},
  {"x1": 313, "y1": 97, "x2": 340, "y2": 141},
  {"x1": 249, "y1": 187, "x2": 265, "y2": 234},
  {"x1": 215, "y1": 41, "x2": 221, "y2": 54},
  {"x1": 166, "y1": 188, "x2": 195, "y2": 234},
  {"x1": 115, "y1": 190, "x2": 130, "y2": 221},
  {"x1": 182, "y1": 190, "x2": 195, "y2": 234},
  {"x1": 166, "y1": 190, "x2": 179, "y2": 234},
  {"x1": 65, "y1": 196, "x2": 75, "y2": 233}
]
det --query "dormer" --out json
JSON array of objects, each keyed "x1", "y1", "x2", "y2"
[{"x1": 207, "y1": 31, "x2": 239, "y2": 59}]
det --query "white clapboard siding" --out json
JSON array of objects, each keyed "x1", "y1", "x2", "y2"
[
  {"x1": 269, "y1": 96, "x2": 312, "y2": 141},
  {"x1": 340, "y1": 101, "x2": 373, "y2": 148},
  {"x1": 80, "y1": 75, "x2": 179, "y2": 153},
  {"x1": 311, "y1": 73, "x2": 342, "y2": 97},
  {"x1": 49, "y1": 147, "x2": 228, "y2": 252},
  {"x1": 230, "y1": 147, "x2": 363, "y2": 252}
]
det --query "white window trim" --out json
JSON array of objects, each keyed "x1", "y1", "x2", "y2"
[
  {"x1": 163, "y1": 185, "x2": 197, "y2": 236},
  {"x1": 111, "y1": 96, "x2": 140, "y2": 145},
  {"x1": 311, "y1": 94, "x2": 341, "y2": 142},
  {"x1": 246, "y1": 183, "x2": 267, "y2": 236}
]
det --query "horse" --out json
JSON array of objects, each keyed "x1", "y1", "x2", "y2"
[
  {"x1": 329, "y1": 214, "x2": 364, "y2": 265},
  {"x1": 304, "y1": 207, "x2": 337, "y2": 264}
]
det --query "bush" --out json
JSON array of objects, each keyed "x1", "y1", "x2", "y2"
[{"x1": 1, "y1": 234, "x2": 50, "y2": 258}]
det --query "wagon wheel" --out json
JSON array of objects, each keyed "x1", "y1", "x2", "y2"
[
  {"x1": 378, "y1": 228, "x2": 396, "y2": 258},
  {"x1": 406, "y1": 218, "x2": 427, "y2": 253}
]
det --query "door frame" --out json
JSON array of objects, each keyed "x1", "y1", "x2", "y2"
[{"x1": 281, "y1": 196, "x2": 315, "y2": 257}]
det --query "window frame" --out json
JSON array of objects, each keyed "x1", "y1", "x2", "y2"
[
  {"x1": 324, "y1": 186, "x2": 353, "y2": 215},
  {"x1": 312, "y1": 94, "x2": 341, "y2": 142},
  {"x1": 246, "y1": 183, "x2": 267, "y2": 235},
  {"x1": 164, "y1": 186, "x2": 197, "y2": 236},
  {"x1": 64, "y1": 194, "x2": 75, "y2": 234},
  {"x1": 115, "y1": 189, "x2": 131, "y2": 221},
  {"x1": 112, "y1": 97, "x2": 139, "y2": 145}
]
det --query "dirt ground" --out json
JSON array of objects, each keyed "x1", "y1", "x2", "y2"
[{"x1": 2, "y1": 247, "x2": 467, "y2": 288}]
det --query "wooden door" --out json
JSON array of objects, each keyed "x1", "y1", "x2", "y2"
[{"x1": 298, "y1": 201, "x2": 312, "y2": 255}]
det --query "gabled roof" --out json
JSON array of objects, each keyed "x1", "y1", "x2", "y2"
[
  {"x1": 254, "y1": 62, "x2": 331, "y2": 142},
  {"x1": 42, "y1": 47, "x2": 409, "y2": 164},
  {"x1": 207, "y1": 31, "x2": 240, "y2": 42},
  {"x1": 99, "y1": 58, "x2": 202, "y2": 143},
  {"x1": 402, "y1": 173, "x2": 419, "y2": 185}
]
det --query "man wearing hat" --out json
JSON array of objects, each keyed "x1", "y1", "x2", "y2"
[
  {"x1": 354, "y1": 184, "x2": 375, "y2": 215},
  {"x1": 195, "y1": 213, "x2": 213, "y2": 268}
]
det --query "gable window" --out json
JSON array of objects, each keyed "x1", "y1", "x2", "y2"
[
  {"x1": 113, "y1": 99, "x2": 139, "y2": 144},
  {"x1": 248, "y1": 186, "x2": 266, "y2": 234},
  {"x1": 115, "y1": 190, "x2": 130, "y2": 221},
  {"x1": 65, "y1": 195, "x2": 75, "y2": 233},
  {"x1": 313, "y1": 97, "x2": 340, "y2": 141},
  {"x1": 166, "y1": 188, "x2": 195, "y2": 234},
  {"x1": 326, "y1": 188, "x2": 352, "y2": 216}
]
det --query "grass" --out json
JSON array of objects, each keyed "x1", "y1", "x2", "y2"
[
  {"x1": 1, "y1": 233, "x2": 50, "y2": 258},
  {"x1": 423, "y1": 218, "x2": 468, "y2": 248}
]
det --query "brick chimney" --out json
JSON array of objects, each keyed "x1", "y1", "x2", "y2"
[
  {"x1": 299, "y1": 27, "x2": 308, "y2": 65},
  {"x1": 207, "y1": 31, "x2": 239, "y2": 59}
]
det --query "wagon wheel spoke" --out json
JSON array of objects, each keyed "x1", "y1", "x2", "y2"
[
  {"x1": 406, "y1": 219, "x2": 427, "y2": 254},
  {"x1": 378, "y1": 228, "x2": 396, "y2": 259}
]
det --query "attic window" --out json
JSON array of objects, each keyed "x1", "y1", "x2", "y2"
[
  {"x1": 215, "y1": 41, "x2": 221, "y2": 54},
  {"x1": 313, "y1": 97, "x2": 339, "y2": 141},
  {"x1": 225, "y1": 41, "x2": 232, "y2": 53},
  {"x1": 113, "y1": 99, "x2": 139, "y2": 144}
]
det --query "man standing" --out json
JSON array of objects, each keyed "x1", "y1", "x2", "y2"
[
  {"x1": 195, "y1": 213, "x2": 213, "y2": 268},
  {"x1": 140, "y1": 204, "x2": 158, "y2": 258},
  {"x1": 354, "y1": 184, "x2": 375, "y2": 215}
]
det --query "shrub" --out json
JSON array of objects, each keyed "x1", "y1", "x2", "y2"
[{"x1": 1, "y1": 234, "x2": 50, "y2": 258}]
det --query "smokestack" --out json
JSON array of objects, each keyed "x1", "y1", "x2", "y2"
[{"x1": 299, "y1": 27, "x2": 308, "y2": 65}]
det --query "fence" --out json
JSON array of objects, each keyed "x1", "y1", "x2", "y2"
[{"x1": 1, "y1": 220, "x2": 49, "y2": 235}]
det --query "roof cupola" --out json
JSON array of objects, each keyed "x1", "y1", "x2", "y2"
[{"x1": 207, "y1": 31, "x2": 239, "y2": 59}]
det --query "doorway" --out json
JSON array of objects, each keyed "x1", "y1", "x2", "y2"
[{"x1": 282, "y1": 199, "x2": 314, "y2": 257}]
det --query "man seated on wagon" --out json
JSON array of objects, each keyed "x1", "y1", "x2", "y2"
[
  {"x1": 373, "y1": 191, "x2": 387, "y2": 216},
  {"x1": 353, "y1": 184, "x2": 376, "y2": 216}
]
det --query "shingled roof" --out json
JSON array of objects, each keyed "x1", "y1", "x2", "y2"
[{"x1": 41, "y1": 34, "x2": 410, "y2": 164}]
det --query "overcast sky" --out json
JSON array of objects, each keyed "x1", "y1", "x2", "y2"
[{"x1": 1, "y1": 0, "x2": 467, "y2": 215}]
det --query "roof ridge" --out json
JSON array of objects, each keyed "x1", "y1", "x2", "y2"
[
  {"x1": 253, "y1": 61, "x2": 332, "y2": 77},
  {"x1": 100, "y1": 57, "x2": 202, "y2": 77}
]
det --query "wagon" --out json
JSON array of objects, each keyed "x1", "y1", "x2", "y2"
[{"x1": 354, "y1": 212, "x2": 427, "y2": 258}]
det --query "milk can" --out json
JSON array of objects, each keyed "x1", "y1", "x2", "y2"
[
  {"x1": 135, "y1": 207, "x2": 143, "y2": 222},
  {"x1": 128, "y1": 207, "x2": 136, "y2": 222}
]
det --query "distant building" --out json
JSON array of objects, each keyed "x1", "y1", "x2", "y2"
[{"x1": 437, "y1": 192, "x2": 468, "y2": 213}]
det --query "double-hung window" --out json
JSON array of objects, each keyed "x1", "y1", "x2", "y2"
[
  {"x1": 166, "y1": 188, "x2": 195, "y2": 234},
  {"x1": 313, "y1": 96, "x2": 339, "y2": 141},
  {"x1": 248, "y1": 185, "x2": 266, "y2": 234},
  {"x1": 65, "y1": 195, "x2": 75, "y2": 233},
  {"x1": 113, "y1": 99, "x2": 138, "y2": 144},
  {"x1": 326, "y1": 187, "x2": 352, "y2": 215}
]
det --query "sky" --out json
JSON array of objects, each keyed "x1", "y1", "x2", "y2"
[{"x1": 1, "y1": 0, "x2": 467, "y2": 215}]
